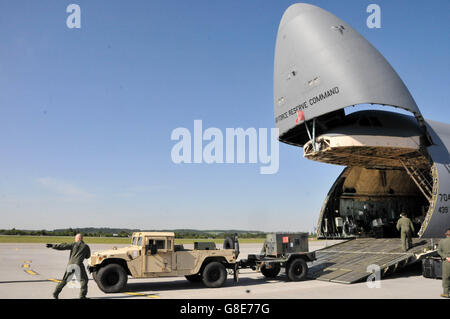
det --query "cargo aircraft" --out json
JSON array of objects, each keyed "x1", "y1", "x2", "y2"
[{"x1": 272, "y1": 4, "x2": 449, "y2": 282}]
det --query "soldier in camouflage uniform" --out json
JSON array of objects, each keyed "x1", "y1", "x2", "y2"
[
  {"x1": 46, "y1": 233, "x2": 91, "y2": 299},
  {"x1": 396, "y1": 212, "x2": 415, "y2": 251},
  {"x1": 437, "y1": 228, "x2": 450, "y2": 298}
]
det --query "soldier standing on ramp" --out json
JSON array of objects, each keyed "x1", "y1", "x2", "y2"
[
  {"x1": 396, "y1": 212, "x2": 415, "y2": 251},
  {"x1": 437, "y1": 228, "x2": 450, "y2": 298},
  {"x1": 46, "y1": 233, "x2": 91, "y2": 299}
]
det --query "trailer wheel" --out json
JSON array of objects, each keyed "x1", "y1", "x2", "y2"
[
  {"x1": 287, "y1": 258, "x2": 308, "y2": 281},
  {"x1": 96, "y1": 263, "x2": 128, "y2": 293},
  {"x1": 202, "y1": 262, "x2": 227, "y2": 288},
  {"x1": 185, "y1": 273, "x2": 203, "y2": 282},
  {"x1": 260, "y1": 263, "x2": 281, "y2": 278}
]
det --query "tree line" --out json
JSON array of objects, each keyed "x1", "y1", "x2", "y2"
[{"x1": 0, "y1": 228, "x2": 267, "y2": 239}]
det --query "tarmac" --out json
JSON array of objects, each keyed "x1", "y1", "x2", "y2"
[{"x1": 0, "y1": 240, "x2": 444, "y2": 299}]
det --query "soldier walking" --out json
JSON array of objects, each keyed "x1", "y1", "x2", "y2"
[
  {"x1": 396, "y1": 212, "x2": 414, "y2": 251},
  {"x1": 437, "y1": 228, "x2": 450, "y2": 298},
  {"x1": 46, "y1": 233, "x2": 91, "y2": 299}
]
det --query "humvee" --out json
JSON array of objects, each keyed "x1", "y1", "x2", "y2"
[{"x1": 88, "y1": 232, "x2": 239, "y2": 293}]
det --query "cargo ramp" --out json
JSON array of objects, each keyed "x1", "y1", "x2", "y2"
[{"x1": 308, "y1": 238, "x2": 436, "y2": 284}]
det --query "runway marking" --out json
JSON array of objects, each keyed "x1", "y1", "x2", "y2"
[
  {"x1": 43, "y1": 282, "x2": 160, "y2": 299},
  {"x1": 124, "y1": 292, "x2": 146, "y2": 296},
  {"x1": 124, "y1": 292, "x2": 160, "y2": 299},
  {"x1": 20, "y1": 260, "x2": 160, "y2": 299},
  {"x1": 22, "y1": 261, "x2": 39, "y2": 276},
  {"x1": 48, "y1": 278, "x2": 62, "y2": 283}
]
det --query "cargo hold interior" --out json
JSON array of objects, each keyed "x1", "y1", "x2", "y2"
[{"x1": 317, "y1": 164, "x2": 436, "y2": 239}]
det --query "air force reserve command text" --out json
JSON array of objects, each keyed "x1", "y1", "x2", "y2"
[{"x1": 275, "y1": 86, "x2": 340, "y2": 123}]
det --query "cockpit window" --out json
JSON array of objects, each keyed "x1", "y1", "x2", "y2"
[
  {"x1": 137, "y1": 237, "x2": 143, "y2": 246},
  {"x1": 132, "y1": 237, "x2": 137, "y2": 245}
]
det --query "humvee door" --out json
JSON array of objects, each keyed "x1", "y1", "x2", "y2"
[{"x1": 143, "y1": 237, "x2": 173, "y2": 273}]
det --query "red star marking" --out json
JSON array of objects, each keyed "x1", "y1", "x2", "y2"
[{"x1": 296, "y1": 110, "x2": 305, "y2": 124}]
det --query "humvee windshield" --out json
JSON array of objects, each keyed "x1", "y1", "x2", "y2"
[{"x1": 132, "y1": 237, "x2": 143, "y2": 246}]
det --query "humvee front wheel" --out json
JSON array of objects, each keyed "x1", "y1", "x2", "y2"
[
  {"x1": 92, "y1": 270, "x2": 98, "y2": 282},
  {"x1": 96, "y1": 263, "x2": 128, "y2": 293},
  {"x1": 202, "y1": 262, "x2": 227, "y2": 288}
]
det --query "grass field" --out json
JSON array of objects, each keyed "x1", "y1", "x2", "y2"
[{"x1": 0, "y1": 235, "x2": 265, "y2": 245}]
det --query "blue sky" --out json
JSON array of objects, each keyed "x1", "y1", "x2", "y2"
[{"x1": 0, "y1": 0, "x2": 449, "y2": 232}]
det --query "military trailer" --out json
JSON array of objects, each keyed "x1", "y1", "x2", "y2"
[
  {"x1": 88, "y1": 232, "x2": 239, "y2": 292},
  {"x1": 238, "y1": 232, "x2": 315, "y2": 281}
]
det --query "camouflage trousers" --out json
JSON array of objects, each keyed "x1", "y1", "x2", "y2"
[
  {"x1": 443, "y1": 260, "x2": 450, "y2": 295},
  {"x1": 400, "y1": 231, "x2": 412, "y2": 251},
  {"x1": 54, "y1": 264, "x2": 88, "y2": 298}
]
